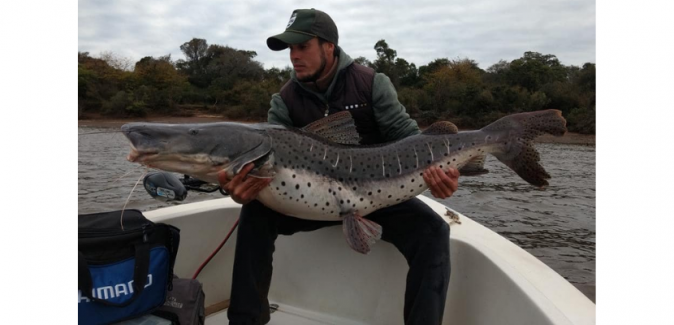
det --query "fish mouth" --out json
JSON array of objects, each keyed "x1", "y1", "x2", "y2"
[{"x1": 127, "y1": 147, "x2": 159, "y2": 163}]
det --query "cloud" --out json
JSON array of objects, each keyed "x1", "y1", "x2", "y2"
[{"x1": 79, "y1": 0, "x2": 595, "y2": 70}]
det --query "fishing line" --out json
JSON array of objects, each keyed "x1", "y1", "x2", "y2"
[
  {"x1": 120, "y1": 168, "x2": 148, "y2": 230},
  {"x1": 78, "y1": 130, "x2": 124, "y2": 136},
  {"x1": 111, "y1": 165, "x2": 143, "y2": 184}
]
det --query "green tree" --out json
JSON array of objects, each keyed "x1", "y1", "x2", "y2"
[
  {"x1": 506, "y1": 52, "x2": 567, "y2": 91},
  {"x1": 418, "y1": 58, "x2": 450, "y2": 80},
  {"x1": 176, "y1": 38, "x2": 209, "y2": 87},
  {"x1": 421, "y1": 59, "x2": 486, "y2": 124},
  {"x1": 372, "y1": 40, "x2": 400, "y2": 88},
  {"x1": 353, "y1": 56, "x2": 373, "y2": 68},
  {"x1": 133, "y1": 55, "x2": 188, "y2": 112},
  {"x1": 395, "y1": 58, "x2": 419, "y2": 87}
]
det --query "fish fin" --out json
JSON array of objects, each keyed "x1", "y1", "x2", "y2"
[
  {"x1": 228, "y1": 133, "x2": 274, "y2": 175},
  {"x1": 301, "y1": 111, "x2": 361, "y2": 145},
  {"x1": 422, "y1": 121, "x2": 458, "y2": 135},
  {"x1": 484, "y1": 110, "x2": 567, "y2": 187},
  {"x1": 248, "y1": 152, "x2": 276, "y2": 178},
  {"x1": 458, "y1": 154, "x2": 489, "y2": 176},
  {"x1": 342, "y1": 211, "x2": 382, "y2": 254}
]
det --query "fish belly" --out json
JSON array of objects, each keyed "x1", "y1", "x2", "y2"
[
  {"x1": 257, "y1": 167, "x2": 431, "y2": 221},
  {"x1": 258, "y1": 168, "x2": 343, "y2": 221}
]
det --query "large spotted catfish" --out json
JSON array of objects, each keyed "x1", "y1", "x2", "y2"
[{"x1": 123, "y1": 110, "x2": 566, "y2": 254}]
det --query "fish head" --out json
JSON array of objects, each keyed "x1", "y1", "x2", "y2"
[{"x1": 122, "y1": 122, "x2": 274, "y2": 182}]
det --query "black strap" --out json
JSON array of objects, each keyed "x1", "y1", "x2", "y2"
[{"x1": 78, "y1": 242, "x2": 151, "y2": 307}]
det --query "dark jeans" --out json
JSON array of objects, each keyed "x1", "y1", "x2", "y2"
[{"x1": 227, "y1": 198, "x2": 451, "y2": 325}]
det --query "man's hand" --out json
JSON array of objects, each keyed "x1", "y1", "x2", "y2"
[
  {"x1": 217, "y1": 163, "x2": 273, "y2": 204},
  {"x1": 422, "y1": 166, "x2": 459, "y2": 199}
]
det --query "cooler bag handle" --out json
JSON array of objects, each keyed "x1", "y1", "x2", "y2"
[{"x1": 78, "y1": 242, "x2": 150, "y2": 307}]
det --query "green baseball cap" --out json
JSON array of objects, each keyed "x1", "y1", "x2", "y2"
[{"x1": 267, "y1": 9, "x2": 339, "y2": 51}]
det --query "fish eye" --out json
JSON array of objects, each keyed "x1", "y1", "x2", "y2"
[{"x1": 189, "y1": 129, "x2": 199, "y2": 135}]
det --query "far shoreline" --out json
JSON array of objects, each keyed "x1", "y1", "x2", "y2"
[{"x1": 78, "y1": 114, "x2": 595, "y2": 146}]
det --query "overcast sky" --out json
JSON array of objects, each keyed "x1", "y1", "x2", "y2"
[{"x1": 78, "y1": 0, "x2": 595, "y2": 70}]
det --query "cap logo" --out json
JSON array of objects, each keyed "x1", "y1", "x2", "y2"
[{"x1": 286, "y1": 13, "x2": 297, "y2": 28}]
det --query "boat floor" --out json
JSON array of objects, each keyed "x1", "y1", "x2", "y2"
[{"x1": 206, "y1": 303, "x2": 367, "y2": 325}]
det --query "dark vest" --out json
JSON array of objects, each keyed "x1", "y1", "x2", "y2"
[{"x1": 280, "y1": 63, "x2": 384, "y2": 145}]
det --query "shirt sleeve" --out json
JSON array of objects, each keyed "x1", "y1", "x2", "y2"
[
  {"x1": 371, "y1": 73, "x2": 421, "y2": 141},
  {"x1": 267, "y1": 93, "x2": 293, "y2": 127}
]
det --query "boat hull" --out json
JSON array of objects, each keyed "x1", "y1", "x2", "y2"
[{"x1": 144, "y1": 196, "x2": 595, "y2": 325}]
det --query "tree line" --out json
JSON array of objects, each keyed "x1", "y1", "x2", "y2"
[{"x1": 78, "y1": 38, "x2": 595, "y2": 134}]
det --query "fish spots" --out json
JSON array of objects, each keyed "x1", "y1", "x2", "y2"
[
  {"x1": 281, "y1": 181, "x2": 286, "y2": 186},
  {"x1": 295, "y1": 184, "x2": 300, "y2": 190}
]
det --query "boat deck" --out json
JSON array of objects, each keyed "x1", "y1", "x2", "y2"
[{"x1": 206, "y1": 303, "x2": 367, "y2": 325}]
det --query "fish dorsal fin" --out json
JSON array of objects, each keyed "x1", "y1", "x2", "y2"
[
  {"x1": 459, "y1": 154, "x2": 489, "y2": 176},
  {"x1": 422, "y1": 121, "x2": 458, "y2": 135},
  {"x1": 301, "y1": 111, "x2": 361, "y2": 145}
]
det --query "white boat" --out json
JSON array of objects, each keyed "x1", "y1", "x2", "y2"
[{"x1": 144, "y1": 196, "x2": 595, "y2": 325}]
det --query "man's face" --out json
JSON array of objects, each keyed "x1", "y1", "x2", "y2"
[{"x1": 288, "y1": 38, "x2": 331, "y2": 82}]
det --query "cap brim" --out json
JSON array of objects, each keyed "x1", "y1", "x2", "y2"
[{"x1": 267, "y1": 31, "x2": 315, "y2": 51}]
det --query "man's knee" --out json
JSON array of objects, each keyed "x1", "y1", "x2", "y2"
[
  {"x1": 237, "y1": 200, "x2": 279, "y2": 240},
  {"x1": 240, "y1": 200, "x2": 275, "y2": 224},
  {"x1": 415, "y1": 207, "x2": 450, "y2": 239},
  {"x1": 435, "y1": 218, "x2": 450, "y2": 238}
]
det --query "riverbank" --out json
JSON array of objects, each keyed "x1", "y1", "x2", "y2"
[{"x1": 78, "y1": 114, "x2": 595, "y2": 146}]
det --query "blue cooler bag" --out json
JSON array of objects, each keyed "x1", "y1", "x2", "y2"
[{"x1": 78, "y1": 209, "x2": 180, "y2": 325}]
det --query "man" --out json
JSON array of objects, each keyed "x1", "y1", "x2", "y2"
[{"x1": 218, "y1": 9, "x2": 459, "y2": 325}]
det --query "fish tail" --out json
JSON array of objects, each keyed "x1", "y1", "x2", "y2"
[{"x1": 482, "y1": 109, "x2": 567, "y2": 188}]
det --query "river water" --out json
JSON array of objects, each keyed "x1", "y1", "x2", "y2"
[{"x1": 78, "y1": 126, "x2": 595, "y2": 301}]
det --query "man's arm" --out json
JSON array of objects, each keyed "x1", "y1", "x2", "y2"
[
  {"x1": 371, "y1": 73, "x2": 459, "y2": 199},
  {"x1": 267, "y1": 93, "x2": 293, "y2": 126},
  {"x1": 371, "y1": 73, "x2": 421, "y2": 141}
]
